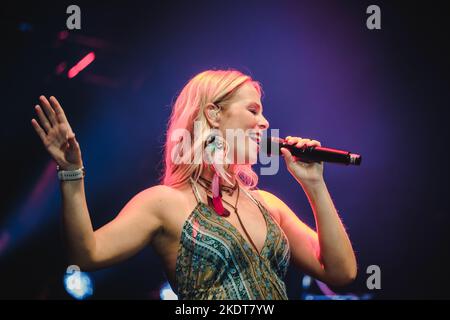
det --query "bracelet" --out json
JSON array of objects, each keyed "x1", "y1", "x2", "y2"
[{"x1": 56, "y1": 165, "x2": 86, "y2": 181}]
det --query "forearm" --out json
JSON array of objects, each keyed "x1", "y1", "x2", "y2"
[
  {"x1": 302, "y1": 180, "x2": 357, "y2": 283},
  {"x1": 60, "y1": 179, "x2": 96, "y2": 268}
]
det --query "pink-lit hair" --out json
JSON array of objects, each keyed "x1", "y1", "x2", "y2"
[{"x1": 160, "y1": 69, "x2": 263, "y2": 189}]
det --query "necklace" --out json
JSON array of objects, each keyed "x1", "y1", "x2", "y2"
[
  {"x1": 196, "y1": 177, "x2": 236, "y2": 217},
  {"x1": 197, "y1": 176, "x2": 238, "y2": 196},
  {"x1": 195, "y1": 179, "x2": 262, "y2": 256}
]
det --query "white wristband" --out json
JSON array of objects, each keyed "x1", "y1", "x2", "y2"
[{"x1": 56, "y1": 165, "x2": 86, "y2": 181}]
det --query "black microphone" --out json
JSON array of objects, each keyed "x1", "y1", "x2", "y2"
[{"x1": 262, "y1": 137, "x2": 362, "y2": 165}]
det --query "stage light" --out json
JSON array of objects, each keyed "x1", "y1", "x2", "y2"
[
  {"x1": 63, "y1": 265, "x2": 94, "y2": 300},
  {"x1": 159, "y1": 281, "x2": 178, "y2": 300},
  {"x1": 55, "y1": 62, "x2": 67, "y2": 75},
  {"x1": 68, "y1": 52, "x2": 95, "y2": 79},
  {"x1": 300, "y1": 275, "x2": 373, "y2": 300},
  {"x1": 302, "y1": 275, "x2": 312, "y2": 289},
  {"x1": 58, "y1": 30, "x2": 69, "y2": 41}
]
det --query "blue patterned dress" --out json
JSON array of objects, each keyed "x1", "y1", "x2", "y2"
[{"x1": 175, "y1": 178, "x2": 291, "y2": 300}]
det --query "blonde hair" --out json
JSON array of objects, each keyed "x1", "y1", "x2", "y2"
[{"x1": 160, "y1": 69, "x2": 263, "y2": 189}]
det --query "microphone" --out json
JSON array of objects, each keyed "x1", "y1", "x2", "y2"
[{"x1": 261, "y1": 137, "x2": 362, "y2": 166}]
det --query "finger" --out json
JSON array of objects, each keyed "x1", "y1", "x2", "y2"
[
  {"x1": 34, "y1": 105, "x2": 52, "y2": 132},
  {"x1": 39, "y1": 95, "x2": 58, "y2": 127},
  {"x1": 280, "y1": 147, "x2": 293, "y2": 161},
  {"x1": 296, "y1": 139, "x2": 309, "y2": 148},
  {"x1": 66, "y1": 131, "x2": 76, "y2": 141},
  {"x1": 307, "y1": 139, "x2": 321, "y2": 147},
  {"x1": 49, "y1": 96, "x2": 70, "y2": 125},
  {"x1": 31, "y1": 118, "x2": 47, "y2": 142},
  {"x1": 286, "y1": 136, "x2": 298, "y2": 145},
  {"x1": 67, "y1": 135, "x2": 78, "y2": 149}
]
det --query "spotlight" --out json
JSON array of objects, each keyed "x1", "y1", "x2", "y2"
[
  {"x1": 63, "y1": 265, "x2": 94, "y2": 300},
  {"x1": 159, "y1": 281, "x2": 178, "y2": 300}
]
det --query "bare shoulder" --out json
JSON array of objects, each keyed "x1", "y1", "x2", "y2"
[
  {"x1": 254, "y1": 189, "x2": 310, "y2": 233},
  {"x1": 126, "y1": 184, "x2": 186, "y2": 221},
  {"x1": 139, "y1": 184, "x2": 183, "y2": 202},
  {"x1": 251, "y1": 189, "x2": 283, "y2": 225}
]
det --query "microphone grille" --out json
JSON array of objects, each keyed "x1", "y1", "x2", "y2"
[{"x1": 349, "y1": 153, "x2": 362, "y2": 165}]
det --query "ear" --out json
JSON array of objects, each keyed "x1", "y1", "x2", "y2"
[{"x1": 204, "y1": 103, "x2": 221, "y2": 128}]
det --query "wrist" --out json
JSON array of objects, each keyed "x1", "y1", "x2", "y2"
[
  {"x1": 58, "y1": 163, "x2": 84, "y2": 171},
  {"x1": 300, "y1": 178, "x2": 326, "y2": 192},
  {"x1": 57, "y1": 165, "x2": 86, "y2": 181}
]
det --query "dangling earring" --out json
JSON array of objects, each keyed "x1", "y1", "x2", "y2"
[{"x1": 204, "y1": 132, "x2": 232, "y2": 217}]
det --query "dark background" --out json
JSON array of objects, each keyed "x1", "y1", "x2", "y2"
[{"x1": 0, "y1": 0, "x2": 449, "y2": 299}]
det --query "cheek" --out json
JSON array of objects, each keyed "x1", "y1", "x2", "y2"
[
  {"x1": 223, "y1": 110, "x2": 257, "y2": 129},
  {"x1": 248, "y1": 117, "x2": 258, "y2": 126},
  {"x1": 238, "y1": 112, "x2": 257, "y2": 127}
]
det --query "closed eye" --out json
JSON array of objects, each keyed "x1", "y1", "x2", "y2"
[{"x1": 248, "y1": 103, "x2": 262, "y2": 115}]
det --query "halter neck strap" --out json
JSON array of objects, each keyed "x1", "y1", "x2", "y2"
[{"x1": 189, "y1": 177, "x2": 203, "y2": 203}]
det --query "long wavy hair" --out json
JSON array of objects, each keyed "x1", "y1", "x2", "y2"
[{"x1": 160, "y1": 69, "x2": 263, "y2": 189}]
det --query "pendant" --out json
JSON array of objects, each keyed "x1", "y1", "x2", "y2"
[{"x1": 207, "y1": 196, "x2": 230, "y2": 217}]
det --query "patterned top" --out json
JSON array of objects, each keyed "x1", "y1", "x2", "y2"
[{"x1": 174, "y1": 178, "x2": 291, "y2": 300}]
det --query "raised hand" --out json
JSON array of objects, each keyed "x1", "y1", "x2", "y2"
[{"x1": 31, "y1": 96, "x2": 83, "y2": 171}]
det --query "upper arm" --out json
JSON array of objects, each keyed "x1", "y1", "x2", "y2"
[
  {"x1": 86, "y1": 185, "x2": 169, "y2": 270},
  {"x1": 256, "y1": 189, "x2": 328, "y2": 282}
]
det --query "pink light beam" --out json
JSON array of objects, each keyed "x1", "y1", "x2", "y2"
[{"x1": 68, "y1": 52, "x2": 95, "y2": 79}]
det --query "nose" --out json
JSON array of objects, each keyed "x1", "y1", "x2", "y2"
[{"x1": 258, "y1": 114, "x2": 269, "y2": 130}]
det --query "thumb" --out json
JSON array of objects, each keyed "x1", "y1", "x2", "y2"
[{"x1": 280, "y1": 147, "x2": 293, "y2": 161}]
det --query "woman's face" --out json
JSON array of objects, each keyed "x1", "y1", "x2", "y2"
[{"x1": 218, "y1": 82, "x2": 270, "y2": 164}]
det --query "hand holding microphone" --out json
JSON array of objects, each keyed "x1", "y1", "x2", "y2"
[
  {"x1": 261, "y1": 135, "x2": 362, "y2": 186},
  {"x1": 263, "y1": 136, "x2": 362, "y2": 166}
]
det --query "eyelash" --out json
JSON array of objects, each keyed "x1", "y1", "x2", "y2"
[{"x1": 249, "y1": 109, "x2": 257, "y2": 114}]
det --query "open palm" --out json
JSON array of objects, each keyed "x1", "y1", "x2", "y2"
[{"x1": 31, "y1": 96, "x2": 83, "y2": 171}]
